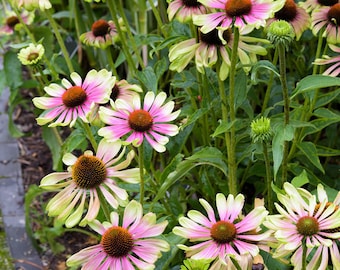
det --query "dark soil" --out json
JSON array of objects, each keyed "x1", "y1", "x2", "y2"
[{"x1": 13, "y1": 89, "x2": 96, "y2": 270}]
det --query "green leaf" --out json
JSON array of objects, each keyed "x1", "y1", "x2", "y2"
[
  {"x1": 250, "y1": 60, "x2": 280, "y2": 85},
  {"x1": 152, "y1": 147, "x2": 227, "y2": 205},
  {"x1": 297, "y1": 141, "x2": 325, "y2": 174},
  {"x1": 212, "y1": 119, "x2": 241, "y2": 138},
  {"x1": 136, "y1": 67, "x2": 158, "y2": 92},
  {"x1": 316, "y1": 145, "x2": 340, "y2": 157},
  {"x1": 234, "y1": 69, "x2": 248, "y2": 110},
  {"x1": 154, "y1": 57, "x2": 168, "y2": 82},
  {"x1": 292, "y1": 75, "x2": 340, "y2": 98},
  {"x1": 291, "y1": 170, "x2": 309, "y2": 187},
  {"x1": 0, "y1": 70, "x2": 6, "y2": 96},
  {"x1": 181, "y1": 107, "x2": 209, "y2": 129},
  {"x1": 42, "y1": 126, "x2": 62, "y2": 170},
  {"x1": 315, "y1": 88, "x2": 340, "y2": 108},
  {"x1": 272, "y1": 123, "x2": 294, "y2": 179},
  {"x1": 4, "y1": 50, "x2": 23, "y2": 89}
]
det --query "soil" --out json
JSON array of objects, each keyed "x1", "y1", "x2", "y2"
[{"x1": 13, "y1": 89, "x2": 96, "y2": 270}]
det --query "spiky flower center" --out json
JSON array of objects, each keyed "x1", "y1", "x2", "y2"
[
  {"x1": 128, "y1": 109, "x2": 153, "y2": 132},
  {"x1": 91, "y1": 19, "x2": 110, "y2": 37},
  {"x1": 275, "y1": 0, "x2": 297, "y2": 21},
  {"x1": 328, "y1": 3, "x2": 340, "y2": 26},
  {"x1": 210, "y1": 220, "x2": 237, "y2": 244},
  {"x1": 225, "y1": 0, "x2": 252, "y2": 17},
  {"x1": 6, "y1": 16, "x2": 20, "y2": 28},
  {"x1": 296, "y1": 216, "x2": 319, "y2": 236},
  {"x1": 62, "y1": 86, "x2": 87, "y2": 108},
  {"x1": 199, "y1": 28, "x2": 232, "y2": 46},
  {"x1": 111, "y1": 84, "x2": 120, "y2": 101},
  {"x1": 101, "y1": 226, "x2": 134, "y2": 257},
  {"x1": 72, "y1": 155, "x2": 106, "y2": 189},
  {"x1": 318, "y1": 0, "x2": 338, "y2": 6},
  {"x1": 183, "y1": 0, "x2": 202, "y2": 7}
]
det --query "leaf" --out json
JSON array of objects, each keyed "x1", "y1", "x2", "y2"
[
  {"x1": 4, "y1": 50, "x2": 23, "y2": 89},
  {"x1": 42, "y1": 126, "x2": 62, "y2": 170},
  {"x1": 250, "y1": 60, "x2": 280, "y2": 85},
  {"x1": 152, "y1": 147, "x2": 227, "y2": 205},
  {"x1": 136, "y1": 67, "x2": 158, "y2": 92},
  {"x1": 291, "y1": 170, "x2": 309, "y2": 187},
  {"x1": 212, "y1": 119, "x2": 241, "y2": 138},
  {"x1": 316, "y1": 145, "x2": 340, "y2": 157},
  {"x1": 154, "y1": 57, "x2": 168, "y2": 82},
  {"x1": 314, "y1": 88, "x2": 340, "y2": 108},
  {"x1": 292, "y1": 75, "x2": 340, "y2": 98},
  {"x1": 272, "y1": 123, "x2": 295, "y2": 179},
  {"x1": 234, "y1": 69, "x2": 248, "y2": 110},
  {"x1": 181, "y1": 107, "x2": 209, "y2": 129},
  {"x1": 297, "y1": 141, "x2": 325, "y2": 174}
]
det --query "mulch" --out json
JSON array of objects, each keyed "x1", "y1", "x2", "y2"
[{"x1": 13, "y1": 89, "x2": 96, "y2": 270}]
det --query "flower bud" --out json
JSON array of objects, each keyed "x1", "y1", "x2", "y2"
[
  {"x1": 250, "y1": 116, "x2": 272, "y2": 143},
  {"x1": 267, "y1": 20, "x2": 295, "y2": 50}
]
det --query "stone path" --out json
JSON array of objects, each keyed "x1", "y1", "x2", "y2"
[{"x1": 0, "y1": 87, "x2": 43, "y2": 269}]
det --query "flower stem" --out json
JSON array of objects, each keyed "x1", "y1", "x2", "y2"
[
  {"x1": 107, "y1": 0, "x2": 138, "y2": 76},
  {"x1": 278, "y1": 42, "x2": 290, "y2": 187},
  {"x1": 148, "y1": 0, "x2": 167, "y2": 37},
  {"x1": 81, "y1": 121, "x2": 98, "y2": 151},
  {"x1": 302, "y1": 238, "x2": 307, "y2": 270},
  {"x1": 106, "y1": 47, "x2": 119, "y2": 78},
  {"x1": 138, "y1": 145, "x2": 145, "y2": 206},
  {"x1": 227, "y1": 26, "x2": 240, "y2": 196},
  {"x1": 263, "y1": 142, "x2": 273, "y2": 213},
  {"x1": 45, "y1": 9, "x2": 75, "y2": 73}
]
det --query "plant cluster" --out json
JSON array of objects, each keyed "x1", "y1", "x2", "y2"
[{"x1": 0, "y1": 0, "x2": 339, "y2": 269}]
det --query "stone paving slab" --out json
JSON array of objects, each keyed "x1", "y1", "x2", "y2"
[{"x1": 0, "y1": 85, "x2": 43, "y2": 269}]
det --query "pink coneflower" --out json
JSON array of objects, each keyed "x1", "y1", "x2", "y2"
[
  {"x1": 0, "y1": 10, "x2": 34, "y2": 35},
  {"x1": 169, "y1": 27, "x2": 267, "y2": 80},
  {"x1": 168, "y1": 0, "x2": 208, "y2": 22},
  {"x1": 109, "y1": 79, "x2": 143, "y2": 104},
  {"x1": 98, "y1": 91, "x2": 180, "y2": 153},
  {"x1": 314, "y1": 44, "x2": 340, "y2": 76},
  {"x1": 267, "y1": 0, "x2": 310, "y2": 40},
  {"x1": 311, "y1": 3, "x2": 340, "y2": 44},
  {"x1": 32, "y1": 69, "x2": 115, "y2": 127},
  {"x1": 173, "y1": 193, "x2": 270, "y2": 266},
  {"x1": 193, "y1": 0, "x2": 284, "y2": 33},
  {"x1": 301, "y1": 0, "x2": 339, "y2": 13},
  {"x1": 290, "y1": 184, "x2": 340, "y2": 270},
  {"x1": 39, "y1": 139, "x2": 140, "y2": 228},
  {"x1": 264, "y1": 183, "x2": 340, "y2": 269},
  {"x1": 79, "y1": 19, "x2": 119, "y2": 49},
  {"x1": 66, "y1": 200, "x2": 169, "y2": 269}
]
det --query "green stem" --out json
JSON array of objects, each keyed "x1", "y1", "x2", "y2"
[
  {"x1": 302, "y1": 238, "x2": 307, "y2": 270},
  {"x1": 107, "y1": 0, "x2": 138, "y2": 76},
  {"x1": 227, "y1": 27, "x2": 240, "y2": 196},
  {"x1": 278, "y1": 42, "x2": 290, "y2": 186},
  {"x1": 106, "y1": 47, "x2": 119, "y2": 78},
  {"x1": 262, "y1": 48, "x2": 279, "y2": 113},
  {"x1": 81, "y1": 121, "x2": 98, "y2": 151},
  {"x1": 45, "y1": 9, "x2": 74, "y2": 73},
  {"x1": 138, "y1": 145, "x2": 145, "y2": 206},
  {"x1": 263, "y1": 142, "x2": 273, "y2": 214},
  {"x1": 148, "y1": 0, "x2": 168, "y2": 38},
  {"x1": 136, "y1": 0, "x2": 148, "y2": 66},
  {"x1": 230, "y1": 257, "x2": 243, "y2": 270}
]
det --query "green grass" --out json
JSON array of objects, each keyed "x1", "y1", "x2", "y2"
[{"x1": 0, "y1": 210, "x2": 14, "y2": 270}]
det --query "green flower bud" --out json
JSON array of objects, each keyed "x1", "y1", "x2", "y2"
[
  {"x1": 267, "y1": 20, "x2": 295, "y2": 50},
  {"x1": 250, "y1": 116, "x2": 272, "y2": 143},
  {"x1": 180, "y1": 258, "x2": 213, "y2": 270}
]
